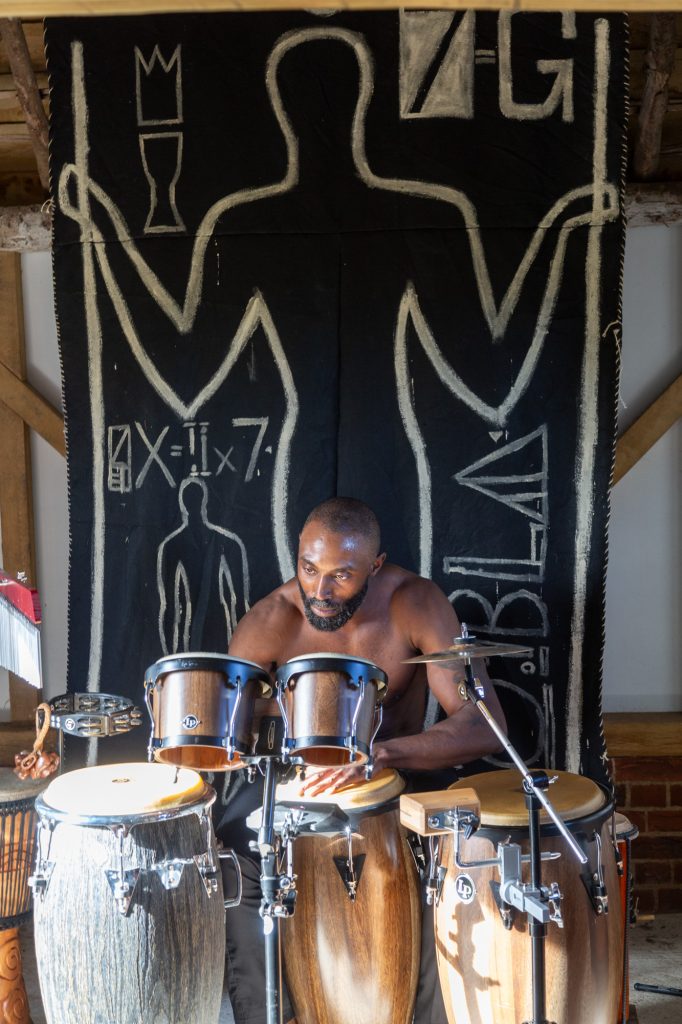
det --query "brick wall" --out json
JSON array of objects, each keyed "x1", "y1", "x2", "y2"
[{"x1": 611, "y1": 756, "x2": 682, "y2": 914}]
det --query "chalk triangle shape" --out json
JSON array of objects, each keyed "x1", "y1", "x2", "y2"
[{"x1": 454, "y1": 426, "x2": 548, "y2": 522}]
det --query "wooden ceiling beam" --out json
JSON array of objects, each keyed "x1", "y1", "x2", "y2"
[
  {"x1": 614, "y1": 373, "x2": 682, "y2": 484},
  {"x1": 0, "y1": 19, "x2": 49, "y2": 191},
  {"x1": 4, "y1": 1, "x2": 682, "y2": 16},
  {"x1": 0, "y1": 360, "x2": 65, "y2": 457},
  {"x1": 633, "y1": 13, "x2": 678, "y2": 180}
]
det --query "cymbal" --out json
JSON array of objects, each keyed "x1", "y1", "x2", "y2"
[{"x1": 403, "y1": 639, "x2": 533, "y2": 664}]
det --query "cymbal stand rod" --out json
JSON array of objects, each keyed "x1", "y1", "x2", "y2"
[
  {"x1": 458, "y1": 660, "x2": 587, "y2": 866},
  {"x1": 258, "y1": 758, "x2": 284, "y2": 1024}
]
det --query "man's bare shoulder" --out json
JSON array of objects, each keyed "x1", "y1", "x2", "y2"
[
  {"x1": 230, "y1": 580, "x2": 301, "y2": 662},
  {"x1": 386, "y1": 568, "x2": 458, "y2": 645}
]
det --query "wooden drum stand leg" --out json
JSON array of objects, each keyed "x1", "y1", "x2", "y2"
[{"x1": 0, "y1": 928, "x2": 31, "y2": 1024}]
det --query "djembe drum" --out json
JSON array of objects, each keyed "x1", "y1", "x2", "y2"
[{"x1": 0, "y1": 770, "x2": 46, "y2": 1024}]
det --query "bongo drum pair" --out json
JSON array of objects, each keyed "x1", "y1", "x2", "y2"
[{"x1": 144, "y1": 652, "x2": 387, "y2": 771}]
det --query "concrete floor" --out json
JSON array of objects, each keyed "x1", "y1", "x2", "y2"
[{"x1": 18, "y1": 913, "x2": 682, "y2": 1024}]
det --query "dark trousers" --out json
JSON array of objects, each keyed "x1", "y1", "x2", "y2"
[{"x1": 216, "y1": 771, "x2": 449, "y2": 1024}]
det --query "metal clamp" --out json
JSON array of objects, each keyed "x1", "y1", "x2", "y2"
[
  {"x1": 333, "y1": 825, "x2": 364, "y2": 901},
  {"x1": 226, "y1": 684, "x2": 243, "y2": 760},
  {"x1": 217, "y1": 847, "x2": 243, "y2": 909},
  {"x1": 275, "y1": 687, "x2": 292, "y2": 762},
  {"x1": 582, "y1": 830, "x2": 609, "y2": 915},
  {"x1": 348, "y1": 677, "x2": 366, "y2": 762},
  {"x1": 105, "y1": 825, "x2": 140, "y2": 916},
  {"x1": 28, "y1": 819, "x2": 56, "y2": 900}
]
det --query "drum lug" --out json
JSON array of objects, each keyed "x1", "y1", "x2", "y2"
[
  {"x1": 489, "y1": 881, "x2": 515, "y2": 930},
  {"x1": 334, "y1": 828, "x2": 365, "y2": 901},
  {"x1": 547, "y1": 881, "x2": 564, "y2": 928},
  {"x1": 29, "y1": 820, "x2": 56, "y2": 900},
  {"x1": 105, "y1": 867, "x2": 141, "y2": 914},
  {"x1": 581, "y1": 830, "x2": 609, "y2": 916}
]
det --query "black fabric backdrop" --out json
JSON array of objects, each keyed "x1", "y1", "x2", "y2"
[{"x1": 45, "y1": 11, "x2": 626, "y2": 780}]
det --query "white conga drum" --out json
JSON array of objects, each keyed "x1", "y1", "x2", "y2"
[
  {"x1": 278, "y1": 769, "x2": 421, "y2": 1024},
  {"x1": 32, "y1": 763, "x2": 233, "y2": 1024},
  {"x1": 436, "y1": 770, "x2": 623, "y2": 1024}
]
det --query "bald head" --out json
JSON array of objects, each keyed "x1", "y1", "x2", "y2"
[{"x1": 302, "y1": 497, "x2": 381, "y2": 556}]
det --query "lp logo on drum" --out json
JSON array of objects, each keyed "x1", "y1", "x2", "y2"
[
  {"x1": 181, "y1": 715, "x2": 200, "y2": 730},
  {"x1": 454, "y1": 874, "x2": 476, "y2": 904}
]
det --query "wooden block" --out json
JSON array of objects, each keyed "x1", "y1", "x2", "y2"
[{"x1": 400, "y1": 787, "x2": 479, "y2": 837}]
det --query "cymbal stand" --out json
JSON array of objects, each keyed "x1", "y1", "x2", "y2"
[{"x1": 456, "y1": 651, "x2": 588, "y2": 1024}]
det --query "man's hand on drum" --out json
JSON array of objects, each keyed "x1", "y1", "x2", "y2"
[{"x1": 298, "y1": 762, "x2": 369, "y2": 797}]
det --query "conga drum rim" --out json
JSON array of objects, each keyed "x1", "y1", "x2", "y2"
[
  {"x1": 36, "y1": 762, "x2": 214, "y2": 826},
  {"x1": 145, "y1": 652, "x2": 272, "y2": 696},
  {"x1": 276, "y1": 653, "x2": 388, "y2": 698},
  {"x1": 449, "y1": 769, "x2": 611, "y2": 835},
  {"x1": 277, "y1": 767, "x2": 405, "y2": 813},
  {"x1": 611, "y1": 811, "x2": 639, "y2": 842}
]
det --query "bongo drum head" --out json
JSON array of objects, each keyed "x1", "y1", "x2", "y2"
[
  {"x1": 41, "y1": 763, "x2": 205, "y2": 818},
  {"x1": 450, "y1": 769, "x2": 605, "y2": 826},
  {"x1": 276, "y1": 768, "x2": 404, "y2": 810}
]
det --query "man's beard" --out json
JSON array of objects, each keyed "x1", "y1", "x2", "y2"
[{"x1": 298, "y1": 578, "x2": 369, "y2": 632}]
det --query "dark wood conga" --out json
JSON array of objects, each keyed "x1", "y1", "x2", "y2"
[
  {"x1": 436, "y1": 770, "x2": 623, "y2": 1024},
  {"x1": 279, "y1": 769, "x2": 421, "y2": 1024}
]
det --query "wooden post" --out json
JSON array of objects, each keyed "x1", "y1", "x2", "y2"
[
  {"x1": 633, "y1": 13, "x2": 678, "y2": 180},
  {"x1": 0, "y1": 251, "x2": 40, "y2": 720},
  {"x1": 0, "y1": 19, "x2": 49, "y2": 192}
]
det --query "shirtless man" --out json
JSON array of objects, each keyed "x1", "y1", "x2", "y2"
[{"x1": 220, "y1": 496, "x2": 507, "y2": 1024}]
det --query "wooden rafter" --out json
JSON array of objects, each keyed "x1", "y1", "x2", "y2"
[
  {"x1": 0, "y1": 19, "x2": 49, "y2": 192},
  {"x1": 0, "y1": 361, "x2": 65, "y2": 456},
  {"x1": 4, "y1": 1, "x2": 682, "y2": 15},
  {"x1": 614, "y1": 373, "x2": 682, "y2": 484},
  {"x1": 0, "y1": 251, "x2": 40, "y2": 719},
  {"x1": 633, "y1": 13, "x2": 678, "y2": 180}
]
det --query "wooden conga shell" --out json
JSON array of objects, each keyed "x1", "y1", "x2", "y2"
[
  {"x1": 33, "y1": 764, "x2": 226, "y2": 1024},
  {"x1": 281, "y1": 770, "x2": 420, "y2": 1024},
  {"x1": 435, "y1": 770, "x2": 623, "y2": 1024}
]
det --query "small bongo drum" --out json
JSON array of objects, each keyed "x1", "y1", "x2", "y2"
[
  {"x1": 436, "y1": 770, "x2": 623, "y2": 1024},
  {"x1": 275, "y1": 654, "x2": 387, "y2": 766},
  {"x1": 32, "y1": 763, "x2": 232, "y2": 1024},
  {"x1": 278, "y1": 769, "x2": 421, "y2": 1024},
  {"x1": 145, "y1": 652, "x2": 271, "y2": 770},
  {"x1": 0, "y1": 770, "x2": 46, "y2": 1024}
]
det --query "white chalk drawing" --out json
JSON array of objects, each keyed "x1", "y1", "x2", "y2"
[
  {"x1": 62, "y1": 21, "x2": 611, "y2": 770},
  {"x1": 521, "y1": 660, "x2": 536, "y2": 675},
  {"x1": 107, "y1": 424, "x2": 132, "y2": 493},
  {"x1": 539, "y1": 645, "x2": 549, "y2": 676},
  {"x1": 444, "y1": 523, "x2": 546, "y2": 582},
  {"x1": 499, "y1": 12, "x2": 576, "y2": 122},
  {"x1": 542, "y1": 681, "x2": 556, "y2": 767},
  {"x1": 135, "y1": 423, "x2": 175, "y2": 489},
  {"x1": 445, "y1": 426, "x2": 549, "y2": 581},
  {"x1": 485, "y1": 678, "x2": 545, "y2": 768},
  {"x1": 157, "y1": 477, "x2": 250, "y2": 654},
  {"x1": 135, "y1": 45, "x2": 183, "y2": 126},
  {"x1": 232, "y1": 417, "x2": 270, "y2": 482},
  {"x1": 139, "y1": 132, "x2": 186, "y2": 234},
  {"x1": 449, "y1": 587, "x2": 549, "y2": 637},
  {"x1": 454, "y1": 425, "x2": 548, "y2": 522},
  {"x1": 399, "y1": 11, "x2": 475, "y2": 120}
]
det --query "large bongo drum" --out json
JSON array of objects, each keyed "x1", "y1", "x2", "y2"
[
  {"x1": 32, "y1": 763, "x2": 232, "y2": 1024},
  {"x1": 275, "y1": 654, "x2": 387, "y2": 766},
  {"x1": 0, "y1": 771, "x2": 46, "y2": 1024},
  {"x1": 145, "y1": 653, "x2": 271, "y2": 770},
  {"x1": 278, "y1": 769, "x2": 420, "y2": 1024},
  {"x1": 436, "y1": 770, "x2": 623, "y2": 1024}
]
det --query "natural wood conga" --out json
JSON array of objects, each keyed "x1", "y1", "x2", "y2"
[
  {"x1": 436, "y1": 770, "x2": 623, "y2": 1024},
  {"x1": 279, "y1": 769, "x2": 420, "y2": 1024},
  {"x1": 33, "y1": 763, "x2": 227, "y2": 1024}
]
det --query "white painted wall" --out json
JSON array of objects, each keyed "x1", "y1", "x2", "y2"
[{"x1": 0, "y1": 229, "x2": 680, "y2": 712}]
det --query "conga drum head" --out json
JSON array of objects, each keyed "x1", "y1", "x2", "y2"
[
  {"x1": 449, "y1": 768, "x2": 606, "y2": 828},
  {"x1": 38, "y1": 762, "x2": 208, "y2": 822},
  {"x1": 276, "y1": 654, "x2": 387, "y2": 766},
  {"x1": 277, "y1": 768, "x2": 404, "y2": 812}
]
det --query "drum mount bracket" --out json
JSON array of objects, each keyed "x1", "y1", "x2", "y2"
[{"x1": 498, "y1": 843, "x2": 564, "y2": 928}]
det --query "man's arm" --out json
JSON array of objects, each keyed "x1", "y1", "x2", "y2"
[
  {"x1": 228, "y1": 590, "x2": 291, "y2": 672},
  {"x1": 374, "y1": 577, "x2": 506, "y2": 773}
]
